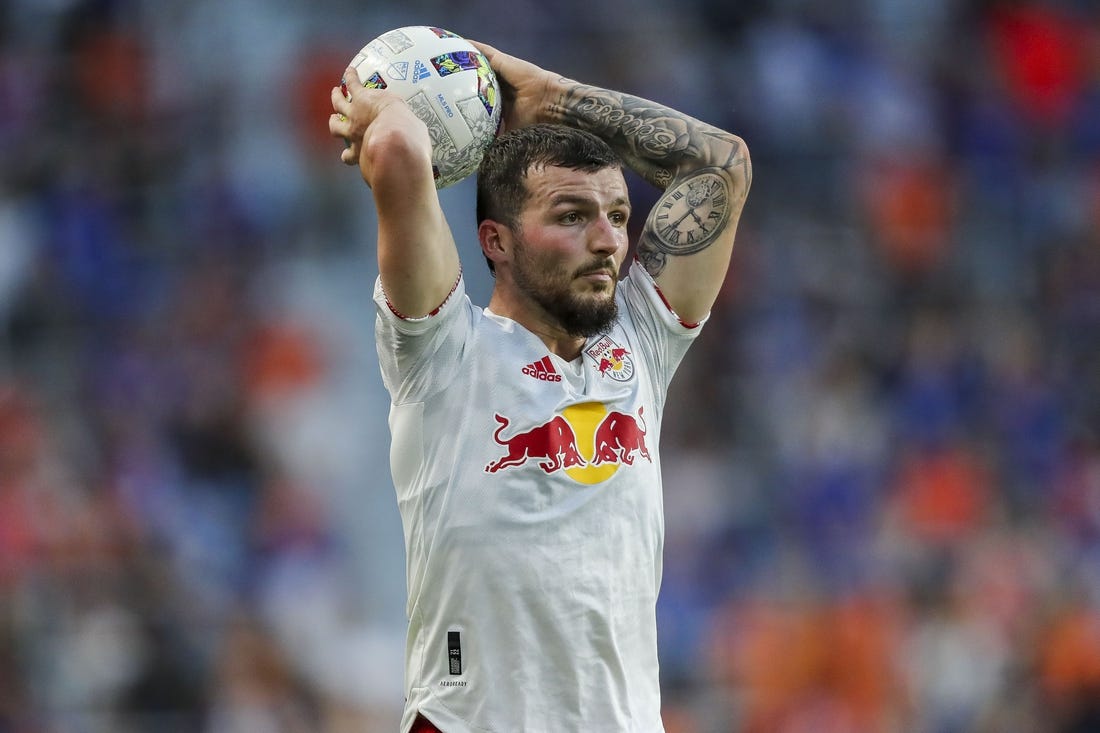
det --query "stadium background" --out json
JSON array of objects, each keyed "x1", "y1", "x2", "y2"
[{"x1": 1, "y1": 0, "x2": 1099, "y2": 730}]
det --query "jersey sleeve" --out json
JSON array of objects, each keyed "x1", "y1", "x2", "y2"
[
  {"x1": 373, "y1": 273, "x2": 473, "y2": 405},
  {"x1": 618, "y1": 259, "x2": 709, "y2": 392}
]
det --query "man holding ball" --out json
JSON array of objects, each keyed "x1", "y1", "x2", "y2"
[{"x1": 330, "y1": 37, "x2": 750, "y2": 733}]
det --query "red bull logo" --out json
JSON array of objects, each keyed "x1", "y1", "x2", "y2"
[
  {"x1": 586, "y1": 336, "x2": 634, "y2": 382},
  {"x1": 485, "y1": 403, "x2": 650, "y2": 484}
]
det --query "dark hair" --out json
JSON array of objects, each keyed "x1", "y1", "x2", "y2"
[{"x1": 476, "y1": 124, "x2": 622, "y2": 273}]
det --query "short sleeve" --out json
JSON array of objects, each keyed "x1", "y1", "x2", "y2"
[{"x1": 373, "y1": 274, "x2": 475, "y2": 404}]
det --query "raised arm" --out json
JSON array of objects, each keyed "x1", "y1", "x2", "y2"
[
  {"x1": 329, "y1": 69, "x2": 461, "y2": 319},
  {"x1": 475, "y1": 44, "x2": 750, "y2": 325}
]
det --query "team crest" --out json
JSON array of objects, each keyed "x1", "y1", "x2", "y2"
[{"x1": 586, "y1": 336, "x2": 634, "y2": 382}]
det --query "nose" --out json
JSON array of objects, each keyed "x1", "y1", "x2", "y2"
[{"x1": 588, "y1": 216, "x2": 625, "y2": 257}]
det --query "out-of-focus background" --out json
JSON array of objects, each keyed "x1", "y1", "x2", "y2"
[{"x1": 1, "y1": 0, "x2": 1099, "y2": 731}]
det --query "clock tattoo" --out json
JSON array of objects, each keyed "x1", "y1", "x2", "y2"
[{"x1": 648, "y1": 170, "x2": 731, "y2": 257}]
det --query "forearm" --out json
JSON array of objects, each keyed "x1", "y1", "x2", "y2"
[{"x1": 545, "y1": 79, "x2": 747, "y2": 192}]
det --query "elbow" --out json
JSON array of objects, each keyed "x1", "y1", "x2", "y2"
[
  {"x1": 682, "y1": 130, "x2": 751, "y2": 201},
  {"x1": 364, "y1": 124, "x2": 434, "y2": 190},
  {"x1": 719, "y1": 134, "x2": 751, "y2": 201}
]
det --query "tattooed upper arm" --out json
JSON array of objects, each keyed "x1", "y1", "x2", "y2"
[
  {"x1": 639, "y1": 136, "x2": 750, "y2": 276},
  {"x1": 639, "y1": 167, "x2": 732, "y2": 276}
]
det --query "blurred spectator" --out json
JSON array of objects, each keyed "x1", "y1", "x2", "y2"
[{"x1": 2, "y1": 0, "x2": 1100, "y2": 731}]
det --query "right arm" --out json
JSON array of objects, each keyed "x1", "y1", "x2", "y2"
[{"x1": 329, "y1": 69, "x2": 461, "y2": 319}]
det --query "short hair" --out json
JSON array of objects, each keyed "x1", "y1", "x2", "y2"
[{"x1": 476, "y1": 124, "x2": 622, "y2": 273}]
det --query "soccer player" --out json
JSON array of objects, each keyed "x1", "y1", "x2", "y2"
[{"x1": 329, "y1": 39, "x2": 750, "y2": 733}]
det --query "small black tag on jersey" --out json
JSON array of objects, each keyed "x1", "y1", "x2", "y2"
[{"x1": 448, "y1": 631, "x2": 462, "y2": 675}]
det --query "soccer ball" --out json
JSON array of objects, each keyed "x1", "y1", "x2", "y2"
[{"x1": 344, "y1": 26, "x2": 502, "y2": 189}]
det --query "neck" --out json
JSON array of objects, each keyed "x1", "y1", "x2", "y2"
[{"x1": 488, "y1": 290, "x2": 587, "y2": 361}]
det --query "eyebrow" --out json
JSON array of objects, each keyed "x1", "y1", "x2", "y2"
[{"x1": 548, "y1": 194, "x2": 630, "y2": 209}]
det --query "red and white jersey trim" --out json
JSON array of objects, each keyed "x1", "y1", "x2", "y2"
[{"x1": 383, "y1": 270, "x2": 463, "y2": 322}]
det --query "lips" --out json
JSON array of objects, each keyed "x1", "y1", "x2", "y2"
[{"x1": 576, "y1": 262, "x2": 616, "y2": 281}]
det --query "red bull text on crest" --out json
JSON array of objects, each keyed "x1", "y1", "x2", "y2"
[{"x1": 585, "y1": 336, "x2": 634, "y2": 382}]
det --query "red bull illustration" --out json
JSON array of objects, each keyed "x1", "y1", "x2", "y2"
[
  {"x1": 592, "y1": 407, "x2": 650, "y2": 465},
  {"x1": 485, "y1": 414, "x2": 586, "y2": 474},
  {"x1": 485, "y1": 403, "x2": 650, "y2": 483},
  {"x1": 597, "y1": 347, "x2": 630, "y2": 376}
]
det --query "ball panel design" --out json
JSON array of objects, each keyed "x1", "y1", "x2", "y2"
[
  {"x1": 375, "y1": 28, "x2": 416, "y2": 55},
  {"x1": 346, "y1": 26, "x2": 502, "y2": 188}
]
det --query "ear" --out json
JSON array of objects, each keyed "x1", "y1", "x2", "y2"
[{"x1": 479, "y1": 219, "x2": 511, "y2": 270}]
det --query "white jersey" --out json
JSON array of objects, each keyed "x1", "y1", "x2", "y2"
[{"x1": 373, "y1": 260, "x2": 704, "y2": 733}]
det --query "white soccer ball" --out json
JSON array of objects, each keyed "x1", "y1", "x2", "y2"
[{"x1": 345, "y1": 26, "x2": 502, "y2": 189}]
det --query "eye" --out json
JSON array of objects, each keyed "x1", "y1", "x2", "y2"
[
  {"x1": 609, "y1": 211, "x2": 628, "y2": 226},
  {"x1": 559, "y1": 211, "x2": 581, "y2": 224}
]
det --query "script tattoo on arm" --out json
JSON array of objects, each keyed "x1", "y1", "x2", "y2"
[{"x1": 550, "y1": 80, "x2": 750, "y2": 277}]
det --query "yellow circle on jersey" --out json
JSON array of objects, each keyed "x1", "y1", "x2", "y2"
[{"x1": 562, "y1": 402, "x2": 619, "y2": 485}]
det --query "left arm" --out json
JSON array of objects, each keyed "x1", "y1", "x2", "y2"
[{"x1": 475, "y1": 43, "x2": 751, "y2": 324}]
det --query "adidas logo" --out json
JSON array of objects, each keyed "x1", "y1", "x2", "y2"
[{"x1": 522, "y1": 355, "x2": 562, "y2": 382}]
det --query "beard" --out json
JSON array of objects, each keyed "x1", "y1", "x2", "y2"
[{"x1": 511, "y1": 234, "x2": 619, "y2": 338}]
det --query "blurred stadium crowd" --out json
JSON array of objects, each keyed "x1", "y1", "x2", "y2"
[{"x1": 1, "y1": 0, "x2": 1099, "y2": 731}]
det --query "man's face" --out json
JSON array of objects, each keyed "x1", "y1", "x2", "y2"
[{"x1": 508, "y1": 164, "x2": 631, "y2": 337}]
